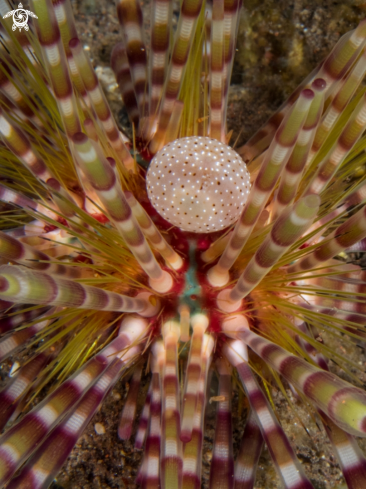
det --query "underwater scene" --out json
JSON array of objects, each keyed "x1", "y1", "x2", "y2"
[{"x1": 1, "y1": 1, "x2": 366, "y2": 488}]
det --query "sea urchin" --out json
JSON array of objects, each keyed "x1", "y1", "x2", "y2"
[{"x1": 0, "y1": 1, "x2": 366, "y2": 489}]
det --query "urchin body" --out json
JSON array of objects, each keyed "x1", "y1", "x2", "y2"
[
  {"x1": 0, "y1": 1, "x2": 366, "y2": 489},
  {"x1": 147, "y1": 137, "x2": 250, "y2": 232}
]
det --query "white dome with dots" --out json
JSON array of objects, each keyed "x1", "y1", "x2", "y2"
[{"x1": 146, "y1": 136, "x2": 251, "y2": 233}]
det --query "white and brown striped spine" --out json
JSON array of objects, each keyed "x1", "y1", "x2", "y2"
[
  {"x1": 208, "y1": 358, "x2": 234, "y2": 489},
  {"x1": 160, "y1": 320, "x2": 182, "y2": 489},
  {"x1": 307, "y1": 45, "x2": 366, "y2": 165},
  {"x1": 141, "y1": 341, "x2": 163, "y2": 488},
  {"x1": 71, "y1": 132, "x2": 173, "y2": 293},
  {"x1": 52, "y1": 0, "x2": 91, "y2": 111},
  {"x1": 289, "y1": 204, "x2": 366, "y2": 273},
  {"x1": 236, "y1": 328, "x2": 366, "y2": 438},
  {"x1": 321, "y1": 412, "x2": 366, "y2": 489},
  {"x1": 272, "y1": 78, "x2": 326, "y2": 219},
  {"x1": 148, "y1": 0, "x2": 173, "y2": 121},
  {"x1": 209, "y1": 0, "x2": 225, "y2": 141},
  {"x1": 125, "y1": 191, "x2": 183, "y2": 270},
  {"x1": 116, "y1": 0, "x2": 149, "y2": 125},
  {"x1": 0, "y1": 306, "x2": 49, "y2": 335},
  {"x1": 0, "y1": 315, "x2": 51, "y2": 362},
  {"x1": 0, "y1": 351, "x2": 50, "y2": 431},
  {"x1": 150, "y1": 0, "x2": 204, "y2": 154},
  {"x1": 238, "y1": 19, "x2": 366, "y2": 163},
  {"x1": 0, "y1": 264, "x2": 158, "y2": 315},
  {"x1": 208, "y1": 89, "x2": 314, "y2": 287},
  {"x1": 111, "y1": 42, "x2": 140, "y2": 128},
  {"x1": 0, "y1": 106, "x2": 51, "y2": 181},
  {"x1": 307, "y1": 87, "x2": 366, "y2": 194},
  {"x1": 0, "y1": 61, "x2": 44, "y2": 127},
  {"x1": 68, "y1": 37, "x2": 134, "y2": 171},
  {"x1": 134, "y1": 378, "x2": 152, "y2": 449},
  {"x1": 180, "y1": 313, "x2": 208, "y2": 443},
  {"x1": 30, "y1": 0, "x2": 81, "y2": 137},
  {"x1": 118, "y1": 363, "x2": 143, "y2": 440},
  {"x1": 0, "y1": 184, "x2": 59, "y2": 223},
  {"x1": 217, "y1": 194, "x2": 320, "y2": 311},
  {"x1": 6, "y1": 346, "x2": 141, "y2": 489},
  {"x1": 0, "y1": 317, "x2": 147, "y2": 487},
  {"x1": 221, "y1": 0, "x2": 241, "y2": 132},
  {"x1": 234, "y1": 411, "x2": 264, "y2": 489},
  {"x1": 0, "y1": 230, "x2": 83, "y2": 278},
  {"x1": 182, "y1": 334, "x2": 215, "y2": 489},
  {"x1": 224, "y1": 340, "x2": 314, "y2": 489}
]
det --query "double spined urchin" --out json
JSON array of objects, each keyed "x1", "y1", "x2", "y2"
[{"x1": 0, "y1": 0, "x2": 366, "y2": 488}]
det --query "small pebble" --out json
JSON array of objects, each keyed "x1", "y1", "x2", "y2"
[
  {"x1": 94, "y1": 423, "x2": 106, "y2": 435},
  {"x1": 9, "y1": 362, "x2": 20, "y2": 377}
]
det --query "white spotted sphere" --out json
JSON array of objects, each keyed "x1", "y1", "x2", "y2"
[{"x1": 146, "y1": 137, "x2": 251, "y2": 233}]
